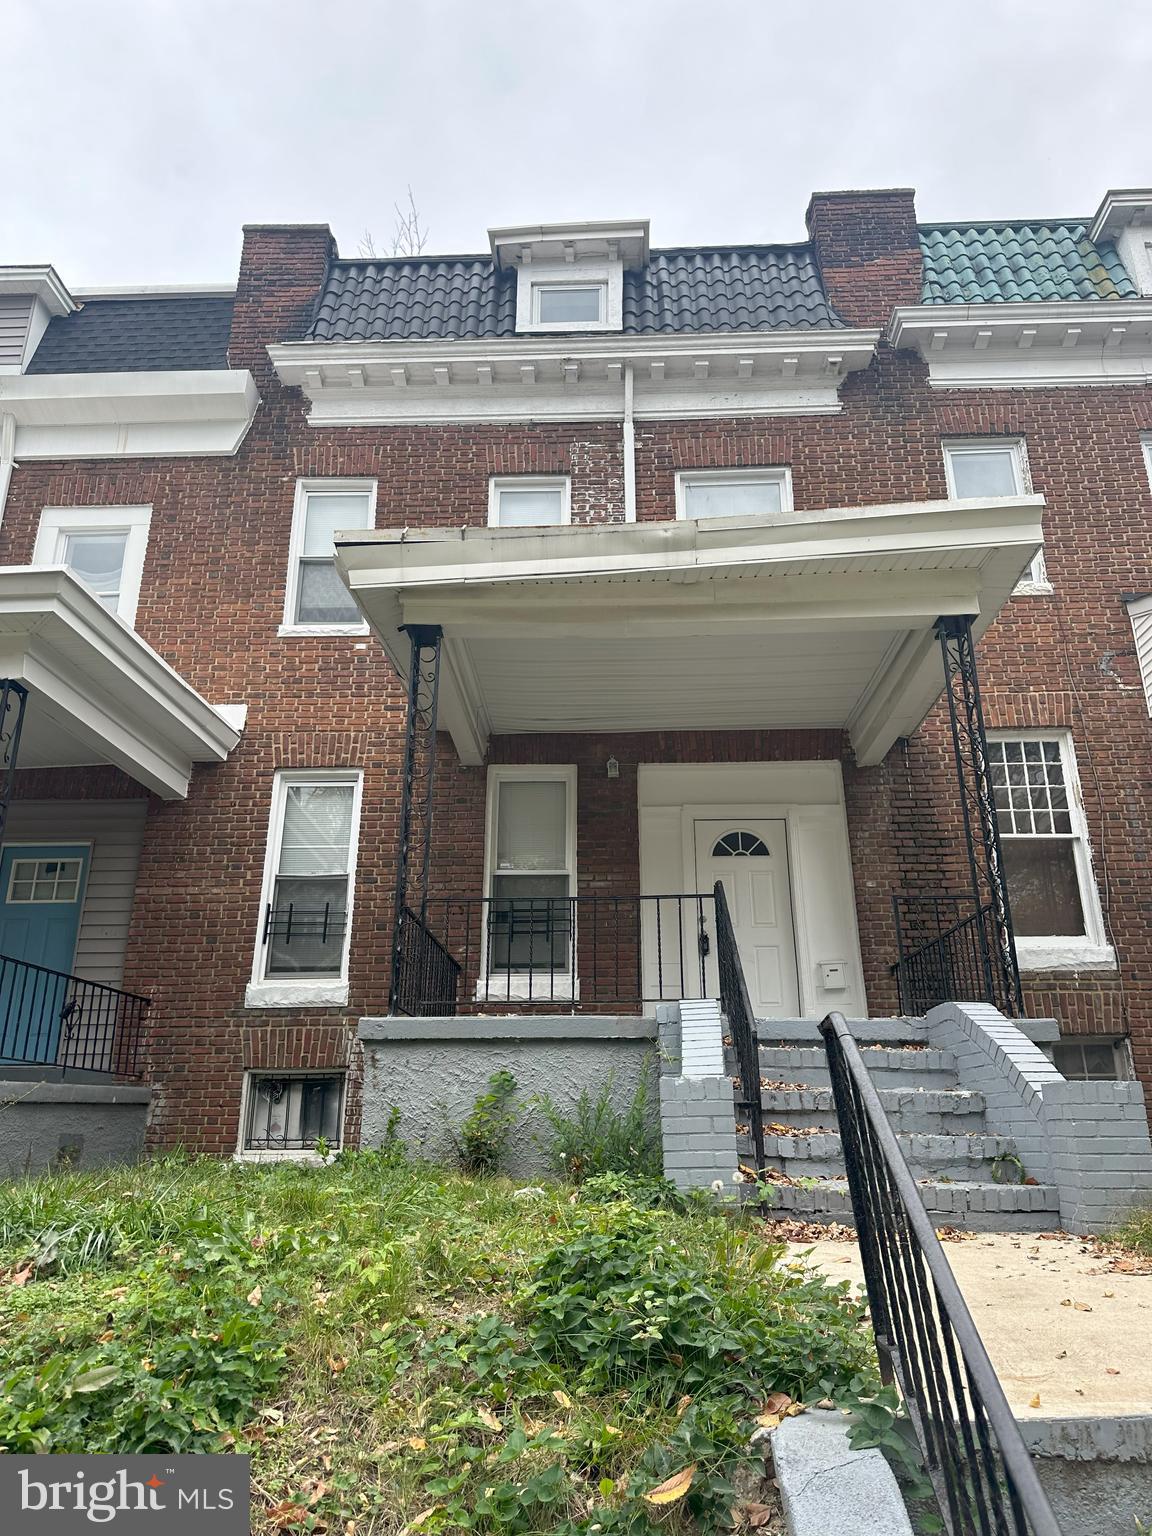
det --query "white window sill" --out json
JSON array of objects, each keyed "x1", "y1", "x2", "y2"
[
  {"x1": 476, "y1": 975, "x2": 579, "y2": 1002},
  {"x1": 1016, "y1": 940, "x2": 1117, "y2": 975},
  {"x1": 244, "y1": 980, "x2": 350, "y2": 1009},
  {"x1": 1012, "y1": 580, "x2": 1054, "y2": 596},
  {"x1": 278, "y1": 622, "x2": 369, "y2": 637},
  {"x1": 234, "y1": 1148, "x2": 336, "y2": 1165}
]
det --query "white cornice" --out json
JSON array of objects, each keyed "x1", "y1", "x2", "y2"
[
  {"x1": 889, "y1": 301, "x2": 1152, "y2": 388},
  {"x1": 1089, "y1": 189, "x2": 1152, "y2": 243},
  {"x1": 71, "y1": 284, "x2": 236, "y2": 300},
  {"x1": 0, "y1": 369, "x2": 260, "y2": 458},
  {"x1": 267, "y1": 329, "x2": 878, "y2": 425},
  {"x1": 489, "y1": 220, "x2": 650, "y2": 269},
  {"x1": 0, "y1": 266, "x2": 75, "y2": 316}
]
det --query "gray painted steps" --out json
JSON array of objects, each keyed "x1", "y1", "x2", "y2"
[
  {"x1": 761, "y1": 1178, "x2": 1061, "y2": 1233},
  {"x1": 742, "y1": 1129, "x2": 1019, "y2": 1182},
  {"x1": 749, "y1": 1044, "x2": 958, "y2": 1091},
  {"x1": 760, "y1": 1085, "x2": 987, "y2": 1134}
]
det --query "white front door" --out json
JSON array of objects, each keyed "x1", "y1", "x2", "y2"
[{"x1": 695, "y1": 818, "x2": 800, "y2": 1019}]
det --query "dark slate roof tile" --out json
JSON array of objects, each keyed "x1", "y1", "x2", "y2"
[
  {"x1": 305, "y1": 245, "x2": 844, "y2": 342},
  {"x1": 26, "y1": 295, "x2": 234, "y2": 373}
]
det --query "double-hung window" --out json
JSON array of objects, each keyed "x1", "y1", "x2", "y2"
[
  {"x1": 33, "y1": 506, "x2": 152, "y2": 625},
  {"x1": 485, "y1": 767, "x2": 576, "y2": 984},
  {"x1": 987, "y1": 732, "x2": 1111, "y2": 969},
  {"x1": 943, "y1": 440, "x2": 1046, "y2": 588},
  {"x1": 283, "y1": 480, "x2": 375, "y2": 633},
  {"x1": 675, "y1": 468, "x2": 793, "y2": 521},
  {"x1": 247, "y1": 771, "x2": 363, "y2": 1007},
  {"x1": 489, "y1": 476, "x2": 570, "y2": 527}
]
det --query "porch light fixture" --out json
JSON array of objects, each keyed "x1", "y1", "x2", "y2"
[{"x1": 606, "y1": 756, "x2": 620, "y2": 779}]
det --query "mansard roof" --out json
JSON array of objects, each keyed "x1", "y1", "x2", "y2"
[
  {"x1": 26, "y1": 293, "x2": 234, "y2": 373},
  {"x1": 919, "y1": 222, "x2": 1137, "y2": 305}
]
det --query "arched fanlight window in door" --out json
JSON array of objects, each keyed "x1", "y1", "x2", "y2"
[{"x1": 711, "y1": 830, "x2": 770, "y2": 857}]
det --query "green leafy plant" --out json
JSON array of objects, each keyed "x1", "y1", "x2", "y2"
[
  {"x1": 534, "y1": 1069, "x2": 661, "y2": 1183},
  {"x1": 990, "y1": 1152, "x2": 1026, "y2": 1186},
  {"x1": 578, "y1": 1171, "x2": 684, "y2": 1210},
  {"x1": 451, "y1": 1068, "x2": 518, "y2": 1175}
]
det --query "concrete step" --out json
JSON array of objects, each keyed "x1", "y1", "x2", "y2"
[
  {"x1": 742, "y1": 1129, "x2": 1018, "y2": 1183},
  {"x1": 759, "y1": 1085, "x2": 987, "y2": 1135},
  {"x1": 757, "y1": 1177, "x2": 1061, "y2": 1232},
  {"x1": 748, "y1": 1044, "x2": 958, "y2": 1090},
  {"x1": 753, "y1": 1017, "x2": 928, "y2": 1045}
]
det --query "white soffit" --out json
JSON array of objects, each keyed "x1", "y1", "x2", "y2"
[
  {"x1": 336, "y1": 495, "x2": 1044, "y2": 767},
  {"x1": 0, "y1": 566, "x2": 241, "y2": 798},
  {"x1": 0, "y1": 369, "x2": 261, "y2": 457},
  {"x1": 889, "y1": 300, "x2": 1152, "y2": 388},
  {"x1": 0, "y1": 266, "x2": 76, "y2": 315},
  {"x1": 266, "y1": 331, "x2": 880, "y2": 423}
]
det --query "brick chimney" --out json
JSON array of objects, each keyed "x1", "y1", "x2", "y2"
[
  {"x1": 227, "y1": 224, "x2": 336, "y2": 382},
  {"x1": 805, "y1": 189, "x2": 922, "y2": 328}
]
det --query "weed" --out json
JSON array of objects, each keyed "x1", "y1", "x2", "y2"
[
  {"x1": 534, "y1": 1069, "x2": 661, "y2": 1183},
  {"x1": 449, "y1": 1069, "x2": 518, "y2": 1175}
]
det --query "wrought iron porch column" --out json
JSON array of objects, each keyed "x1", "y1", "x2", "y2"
[
  {"x1": 935, "y1": 615, "x2": 1022, "y2": 1015},
  {"x1": 388, "y1": 625, "x2": 443, "y2": 1013},
  {"x1": 0, "y1": 680, "x2": 28, "y2": 843}
]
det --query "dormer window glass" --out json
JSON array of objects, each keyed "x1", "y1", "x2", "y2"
[{"x1": 534, "y1": 283, "x2": 606, "y2": 325}]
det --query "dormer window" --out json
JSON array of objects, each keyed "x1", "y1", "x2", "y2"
[{"x1": 489, "y1": 220, "x2": 648, "y2": 336}]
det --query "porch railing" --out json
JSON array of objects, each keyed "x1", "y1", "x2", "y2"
[
  {"x1": 713, "y1": 880, "x2": 765, "y2": 1174},
  {"x1": 819, "y1": 1010, "x2": 1061, "y2": 1535},
  {"x1": 0, "y1": 952, "x2": 150, "y2": 1078},
  {"x1": 892, "y1": 893, "x2": 1021, "y2": 1017},
  {"x1": 389, "y1": 893, "x2": 713, "y2": 1015}
]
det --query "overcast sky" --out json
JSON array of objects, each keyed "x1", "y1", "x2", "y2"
[{"x1": 6, "y1": 0, "x2": 1152, "y2": 287}]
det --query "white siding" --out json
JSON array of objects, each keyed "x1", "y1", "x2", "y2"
[
  {"x1": 1128, "y1": 597, "x2": 1152, "y2": 715},
  {"x1": 3, "y1": 800, "x2": 148, "y2": 986},
  {"x1": 0, "y1": 295, "x2": 33, "y2": 369}
]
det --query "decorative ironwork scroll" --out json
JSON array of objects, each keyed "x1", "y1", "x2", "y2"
[
  {"x1": 389, "y1": 626, "x2": 443, "y2": 1012},
  {"x1": 0, "y1": 679, "x2": 28, "y2": 844}
]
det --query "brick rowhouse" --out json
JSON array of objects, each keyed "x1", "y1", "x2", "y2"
[{"x1": 4, "y1": 189, "x2": 1151, "y2": 1154}]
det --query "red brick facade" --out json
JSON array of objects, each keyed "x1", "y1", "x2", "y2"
[{"x1": 6, "y1": 191, "x2": 1152, "y2": 1153}]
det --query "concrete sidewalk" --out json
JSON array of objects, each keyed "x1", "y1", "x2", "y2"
[{"x1": 788, "y1": 1231, "x2": 1152, "y2": 1415}]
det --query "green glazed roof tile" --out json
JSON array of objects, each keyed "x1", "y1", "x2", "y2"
[{"x1": 919, "y1": 223, "x2": 1137, "y2": 304}]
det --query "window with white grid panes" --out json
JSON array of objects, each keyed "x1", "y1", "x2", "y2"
[{"x1": 988, "y1": 736, "x2": 1086, "y2": 937}]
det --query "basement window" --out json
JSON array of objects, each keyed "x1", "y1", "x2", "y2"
[
  {"x1": 1050, "y1": 1038, "x2": 1129, "y2": 1081},
  {"x1": 675, "y1": 468, "x2": 793, "y2": 521},
  {"x1": 241, "y1": 1073, "x2": 345, "y2": 1155},
  {"x1": 282, "y1": 479, "x2": 375, "y2": 634}
]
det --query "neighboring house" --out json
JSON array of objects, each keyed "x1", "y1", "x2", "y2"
[{"x1": 1, "y1": 185, "x2": 1152, "y2": 1176}]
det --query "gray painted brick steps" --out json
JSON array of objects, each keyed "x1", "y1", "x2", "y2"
[{"x1": 740, "y1": 1025, "x2": 1061, "y2": 1232}]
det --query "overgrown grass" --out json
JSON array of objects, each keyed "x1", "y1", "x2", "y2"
[
  {"x1": 0, "y1": 1154, "x2": 877, "y2": 1533},
  {"x1": 1113, "y1": 1207, "x2": 1152, "y2": 1255}
]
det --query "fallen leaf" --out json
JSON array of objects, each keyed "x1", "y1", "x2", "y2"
[
  {"x1": 1074, "y1": 1302, "x2": 1093, "y2": 1313},
  {"x1": 301, "y1": 1479, "x2": 328, "y2": 1506},
  {"x1": 1056, "y1": 1350, "x2": 1067, "y2": 1359},
  {"x1": 1105, "y1": 1368, "x2": 1120, "y2": 1375},
  {"x1": 1028, "y1": 1393, "x2": 1041, "y2": 1409},
  {"x1": 602, "y1": 1423, "x2": 621, "y2": 1436},
  {"x1": 675, "y1": 1394, "x2": 693, "y2": 1417},
  {"x1": 345, "y1": 1524, "x2": 357, "y2": 1536},
  {"x1": 407, "y1": 1437, "x2": 427, "y2": 1451},
  {"x1": 326, "y1": 1355, "x2": 348, "y2": 1375},
  {"x1": 399, "y1": 1508, "x2": 439, "y2": 1536},
  {"x1": 105, "y1": 1286, "x2": 128, "y2": 1299},
  {"x1": 1103, "y1": 1290, "x2": 1115, "y2": 1298},
  {"x1": 267, "y1": 1502, "x2": 309, "y2": 1529},
  {"x1": 475, "y1": 1407, "x2": 501, "y2": 1432},
  {"x1": 552, "y1": 1389, "x2": 573, "y2": 1409},
  {"x1": 642, "y1": 1465, "x2": 696, "y2": 1506},
  {"x1": 1060, "y1": 1298, "x2": 1072, "y2": 1307},
  {"x1": 761, "y1": 1391, "x2": 793, "y2": 1416},
  {"x1": 742, "y1": 1504, "x2": 777, "y2": 1530},
  {"x1": 6, "y1": 1266, "x2": 33, "y2": 1288},
  {"x1": 246, "y1": 1284, "x2": 263, "y2": 1306},
  {"x1": 97, "y1": 1330, "x2": 116, "y2": 1343}
]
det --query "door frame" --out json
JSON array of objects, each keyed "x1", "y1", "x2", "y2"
[
  {"x1": 637, "y1": 762, "x2": 868, "y2": 1018},
  {"x1": 0, "y1": 839, "x2": 93, "y2": 975}
]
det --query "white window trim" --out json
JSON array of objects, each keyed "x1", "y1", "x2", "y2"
[
  {"x1": 234, "y1": 1069, "x2": 347, "y2": 1162},
  {"x1": 516, "y1": 260, "x2": 622, "y2": 334},
  {"x1": 989, "y1": 729, "x2": 1115, "y2": 973},
  {"x1": 245, "y1": 768, "x2": 364, "y2": 1008},
  {"x1": 33, "y1": 505, "x2": 152, "y2": 627},
  {"x1": 942, "y1": 439, "x2": 1050, "y2": 593},
  {"x1": 1143, "y1": 434, "x2": 1152, "y2": 493},
  {"x1": 280, "y1": 477, "x2": 376, "y2": 637},
  {"x1": 1126, "y1": 591, "x2": 1152, "y2": 714},
  {"x1": 481, "y1": 764, "x2": 578, "y2": 1000},
  {"x1": 674, "y1": 467, "x2": 794, "y2": 521},
  {"x1": 488, "y1": 475, "x2": 572, "y2": 528}
]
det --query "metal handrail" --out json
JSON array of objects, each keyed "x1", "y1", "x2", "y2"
[
  {"x1": 0, "y1": 950, "x2": 150, "y2": 1078},
  {"x1": 713, "y1": 881, "x2": 765, "y2": 1174},
  {"x1": 819, "y1": 1010, "x2": 1061, "y2": 1535},
  {"x1": 892, "y1": 893, "x2": 1017, "y2": 1016}
]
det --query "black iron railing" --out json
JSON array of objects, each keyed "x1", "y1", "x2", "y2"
[
  {"x1": 713, "y1": 881, "x2": 765, "y2": 1175},
  {"x1": 262, "y1": 903, "x2": 347, "y2": 946},
  {"x1": 389, "y1": 893, "x2": 713, "y2": 1014},
  {"x1": 819, "y1": 1010, "x2": 1061, "y2": 1535},
  {"x1": 892, "y1": 893, "x2": 1021, "y2": 1017},
  {"x1": 0, "y1": 952, "x2": 149, "y2": 1078}
]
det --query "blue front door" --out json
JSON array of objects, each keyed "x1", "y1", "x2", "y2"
[{"x1": 0, "y1": 844, "x2": 90, "y2": 1064}]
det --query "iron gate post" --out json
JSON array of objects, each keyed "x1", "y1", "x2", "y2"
[
  {"x1": 388, "y1": 625, "x2": 443, "y2": 1013},
  {"x1": 935, "y1": 615, "x2": 1022, "y2": 1015},
  {"x1": 0, "y1": 680, "x2": 28, "y2": 843}
]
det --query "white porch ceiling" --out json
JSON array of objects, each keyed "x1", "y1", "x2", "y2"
[
  {"x1": 0, "y1": 567, "x2": 242, "y2": 798},
  {"x1": 336, "y1": 496, "x2": 1045, "y2": 767}
]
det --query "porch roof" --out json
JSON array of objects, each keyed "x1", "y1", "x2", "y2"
[
  {"x1": 0, "y1": 566, "x2": 242, "y2": 798},
  {"x1": 336, "y1": 495, "x2": 1044, "y2": 767}
]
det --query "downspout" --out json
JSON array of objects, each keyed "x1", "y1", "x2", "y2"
[
  {"x1": 622, "y1": 362, "x2": 636, "y2": 522},
  {"x1": 0, "y1": 413, "x2": 15, "y2": 531}
]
